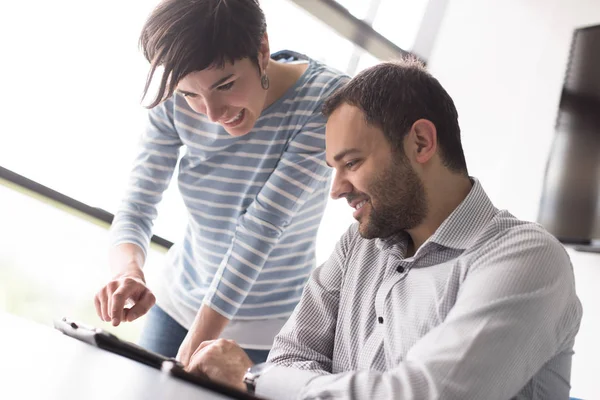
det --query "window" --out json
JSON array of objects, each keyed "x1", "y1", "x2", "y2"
[
  {"x1": 334, "y1": 0, "x2": 373, "y2": 20},
  {"x1": 0, "y1": 183, "x2": 168, "y2": 341},
  {"x1": 262, "y1": 0, "x2": 357, "y2": 73},
  {"x1": 373, "y1": 0, "x2": 430, "y2": 51},
  {"x1": 0, "y1": 0, "x2": 363, "y2": 244},
  {"x1": 0, "y1": 0, "x2": 432, "y2": 328}
]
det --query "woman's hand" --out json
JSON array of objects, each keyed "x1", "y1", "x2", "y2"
[
  {"x1": 176, "y1": 304, "x2": 231, "y2": 365},
  {"x1": 94, "y1": 269, "x2": 155, "y2": 326},
  {"x1": 94, "y1": 243, "x2": 155, "y2": 326},
  {"x1": 177, "y1": 331, "x2": 200, "y2": 366}
]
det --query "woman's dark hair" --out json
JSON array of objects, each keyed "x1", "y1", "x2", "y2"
[
  {"x1": 323, "y1": 58, "x2": 468, "y2": 174},
  {"x1": 140, "y1": 0, "x2": 266, "y2": 108}
]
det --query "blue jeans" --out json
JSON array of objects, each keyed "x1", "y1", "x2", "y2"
[{"x1": 138, "y1": 305, "x2": 270, "y2": 364}]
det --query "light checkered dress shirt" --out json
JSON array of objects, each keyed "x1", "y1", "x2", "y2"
[{"x1": 257, "y1": 178, "x2": 582, "y2": 400}]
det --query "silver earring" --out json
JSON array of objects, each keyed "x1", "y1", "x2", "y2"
[{"x1": 261, "y1": 73, "x2": 270, "y2": 90}]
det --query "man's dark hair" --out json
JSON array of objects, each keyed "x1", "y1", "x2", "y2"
[
  {"x1": 322, "y1": 58, "x2": 468, "y2": 173},
  {"x1": 140, "y1": 0, "x2": 267, "y2": 108}
]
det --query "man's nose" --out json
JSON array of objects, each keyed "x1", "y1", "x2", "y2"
[{"x1": 330, "y1": 171, "x2": 352, "y2": 200}]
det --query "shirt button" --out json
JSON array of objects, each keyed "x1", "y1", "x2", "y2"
[
  {"x1": 397, "y1": 265, "x2": 405, "y2": 273},
  {"x1": 378, "y1": 316, "x2": 384, "y2": 324}
]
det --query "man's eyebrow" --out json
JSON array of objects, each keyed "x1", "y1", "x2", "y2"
[
  {"x1": 326, "y1": 148, "x2": 362, "y2": 167},
  {"x1": 334, "y1": 148, "x2": 361, "y2": 162},
  {"x1": 210, "y1": 74, "x2": 235, "y2": 90}
]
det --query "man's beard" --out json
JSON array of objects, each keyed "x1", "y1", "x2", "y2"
[{"x1": 357, "y1": 155, "x2": 428, "y2": 239}]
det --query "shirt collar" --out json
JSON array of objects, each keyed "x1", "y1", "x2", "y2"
[
  {"x1": 426, "y1": 177, "x2": 497, "y2": 250},
  {"x1": 375, "y1": 177, "x2": 497, "y2": 252},
  {"x1": 375, "y1": 231, "x2": 410, "y2": 251}
]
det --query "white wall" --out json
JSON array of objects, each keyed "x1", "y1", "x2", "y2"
[{"x1": 427, "y1": 1, "x2": 600, "y2": 398}]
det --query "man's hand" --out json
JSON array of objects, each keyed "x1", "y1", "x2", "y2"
[
  {"x1": 94, "y1": 268, "x2": 155, "y2": 326},
  {"x1": 185, "y1": 339, "x2": 253, "y2": 392}
]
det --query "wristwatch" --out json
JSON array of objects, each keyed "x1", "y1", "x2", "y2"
[{"x1": 243, "y1": 362, "x2": 274, "y2": 394}]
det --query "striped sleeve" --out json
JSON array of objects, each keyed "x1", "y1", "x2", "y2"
[
  {"x1": 109, "y1": 99, "x2": 182, "y2": 257},
  {"x1": 203, "y1": 79, "x2": 347, "y2": 319},
  {"x1": 254, "y1": 225, "x2": 354, "y2": 398}
]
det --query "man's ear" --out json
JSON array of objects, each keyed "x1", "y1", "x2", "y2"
[
  {"x1": 407, "y1": 119, "x2": 437, "y2": 165},
  {"x1": 258, "y1": 32, "x2": 270, "y2": 73}
]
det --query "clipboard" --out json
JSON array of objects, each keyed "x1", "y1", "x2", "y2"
[{"x1": 54, "y1": 317, "x2": 261, "y2": 400}]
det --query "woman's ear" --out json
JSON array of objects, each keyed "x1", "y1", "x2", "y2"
[
  {"x1": 258, "y1": 32, "x2": 270, "y2": 72},
  {"x1": 407, "y1": 119, "x2": 437, "y2": 165}
]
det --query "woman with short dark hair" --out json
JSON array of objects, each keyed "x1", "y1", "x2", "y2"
[{"x1": 93, "y1": 0, "x2": 348, "y2": 365}]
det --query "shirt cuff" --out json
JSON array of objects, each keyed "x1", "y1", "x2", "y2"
[{"x1": 256, "y1": 365, "x2": 323, "y2": 400}]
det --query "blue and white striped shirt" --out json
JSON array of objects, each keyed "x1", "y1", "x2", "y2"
[{"x1": 110, "y1": 54, "x2": 348, "y2": 347}]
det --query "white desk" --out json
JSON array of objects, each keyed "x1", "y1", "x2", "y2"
[{"x1": 0, "y1": 312, "x2": 236, "y2": 399}]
